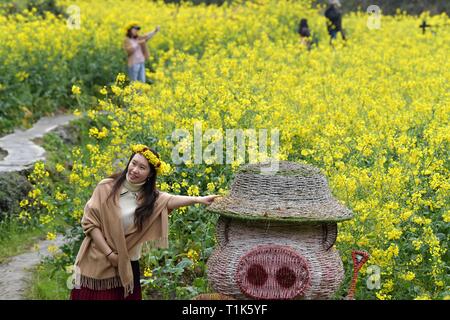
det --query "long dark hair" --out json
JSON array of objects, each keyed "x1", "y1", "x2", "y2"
[
  {"x1": 107, "y1": 147, "x2": 160, "y2": 232},
  {"x1": 298, "y1": 19, "x2": 311, "y2": 37},
  {"x1": 299, "y1": 19, "x2": 309, "y2": 29},
  {"x1": 126, "y1": 27, "x2": 139, "y2": 39}
]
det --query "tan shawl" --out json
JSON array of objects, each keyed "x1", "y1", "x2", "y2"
[{"x1": 73, "y1": 178, "x2": 173, "y2": 297}]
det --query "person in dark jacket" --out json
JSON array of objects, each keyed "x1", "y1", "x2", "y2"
[
  {"x1": 298, "y1": 18, "x2": 312, "y2": 49},
  {"x1": 325, "y1": 0, "x2": 346, "y2": 45}
]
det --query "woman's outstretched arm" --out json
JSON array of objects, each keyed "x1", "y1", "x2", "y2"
[
  {"x1": 143, "y1": 26, "x2": 160, "y2": 41},
  {"x1": 167, "y1": 195, "x2": 220, "y2": 211}
]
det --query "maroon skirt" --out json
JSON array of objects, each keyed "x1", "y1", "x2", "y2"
[{"x1": 70, "y1": 260, "x2": 142, "y2": 300}]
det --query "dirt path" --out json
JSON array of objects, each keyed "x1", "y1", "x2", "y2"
[
  {"x1": 0, "y1": 234, "x2": 67, "y2": 300},
  {"x1": 0, "y1": 114, "x2": 76, "y2": 172}
]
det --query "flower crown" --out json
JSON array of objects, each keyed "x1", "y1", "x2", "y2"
[
  {"x1": 124, "y1": 21, "x2": 140, "y2": 35},
  {"x1": 130, "y1": 144, "x2": 171, "y2": 176}
]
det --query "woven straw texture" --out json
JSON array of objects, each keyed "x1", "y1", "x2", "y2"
[
  {"x1": 207, "y1": 217, "x2": 344, "y2": 300},
  {"x1": 207, "y1": 161, "x2": 353, "y2": 222},
  {"x1": 192, "y1": 293, "x2": 235, "y2": 300},
  {"x1": 236, "y1": 244, "x2": 311, "y2": 299}
]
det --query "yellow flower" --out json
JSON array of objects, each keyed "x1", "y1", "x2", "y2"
[
  {"x1": 414, "y1": 294, "x2": 431, "y2": 300},
  {"x1": 187, "y1": 185, "x2": 200, "y2": 196},
  {"x1": 386, "y1": 228, "x2": 402, "y2": 240},
  {"x1": 204, "y1": 167, "x2": 213, "y2": 174},
  {"x1": 71, "y1": 210, "x2": 83, "y2": 220},
  {"x1": 400, "y1": 210, "x2": 413, "y2": 221},
  {"x1": 116, "y1": 73, "x2": 126, "y2": 83},
  {"x1": 171, "y1": 182, "x2": 181, "y2": 193},
  {"x1": 401, "y1": 271, "x2": 415, "y2": 281},
  {"x1": 442, "y1": 210, "x2": 450, "y2": 223},
  {"x1": 111, "y1": 85, "x2": 122, "y2": 96},
  {"x1": 55, "y1": 163, "x2": 65, "y2": 172},
  {"x1": 71, "y1": 85, "x2": 81, "y2": 95},
  {"x1": 89, "y1": 127, "x2": 108, "y2": 139},
  {"x1": 160, "y1": 182, "x2": 170, "y2": 191},
  {"x1": 187, "y1": 249, "x2": 199, "y2": 262},
  {"x1": 47, "y1": 245, "x2": 59, "y2": 254},
  {"x1": 40, "y1": 214, "x2": 53, "y2": 225},
  {"x1": 28, "y1": 188, "x2": 42, "y2": 199},
  {"x1": 99, "y1": 87, "x2": 108, "y2": 95},
  {"x1": 412, "y1": 239, "x2": 422, "y2": 251},
  {"x1": 15, "y1": 71, "x2": 29, "y2": 81},
  {"x1": 19, "y1": 199, "x2": 29, "y2": 207},
  {"x1": 55, "y1": 191, "x2": 68, "y2": 201},
  {"x1": 46, "y1": 232, "x2": 57, "y2": 241},
  {"x1": 207, "y1": 182, "x2": 216, "y2": 192},
  {"x1": 143, "y1": 267, "x2": 153, "y2": 278},
  {"x1": 18, "y1": 210, "x2": 31, "y2": 222}
]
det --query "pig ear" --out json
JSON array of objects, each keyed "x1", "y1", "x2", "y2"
[
  {"x1": 322, "y1": 223, "x2": 338, "y2": 251},
  {"x1": 216, "y1": 217, "x2": 231, "y2": 247}
]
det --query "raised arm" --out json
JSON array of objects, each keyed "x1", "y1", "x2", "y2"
[
  {"x1": 143, "y1": 26, "x2": 160, "y2": 41},
  {"x1": 167, "y1": 194, "x2": 221, "y2": 211}
]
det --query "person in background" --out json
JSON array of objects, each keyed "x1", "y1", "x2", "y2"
[
  {"x1": 123, "y1": 23, "x2": 160, "y2": 83},
  {"x1": 325, "y1": 0, "x2": 346, "y2": 45},
  {"x1": 298, "y1": 18, "x2": 312, "y2": 49}
]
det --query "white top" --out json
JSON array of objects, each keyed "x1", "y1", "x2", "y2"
[{"x1": 119, "y1": 175, "x2": 145, "y2": 261}]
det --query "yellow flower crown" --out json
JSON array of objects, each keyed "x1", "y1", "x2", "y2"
[
  {"x1": 124, "y1": 21, "x2": 140, "y2": 35},
  {"x1": 130, "y1": 144, "x2": 171, "y2": 176}
]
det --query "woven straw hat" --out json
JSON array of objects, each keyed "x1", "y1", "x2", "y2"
[{"x1": 207, "y1": 161, "x2": 353, "y2": 222}]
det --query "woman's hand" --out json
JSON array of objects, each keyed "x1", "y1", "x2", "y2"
[
  {"x1": 167, "y1": 194, "x2": 221, "y2": 210},
  {"x1": 198, "y1": 195, "x2": 221, "y2": 206},
  {"x1": 107, "y1": 252, "x2": 119, "y2": 267}
]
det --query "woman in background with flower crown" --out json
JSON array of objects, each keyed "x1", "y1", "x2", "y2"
[
  {"x1": 70, "y1": 144, "x2": 220, "y2": 300},
  {"x1": 123, "y1": 22, "x2": 160, "y2": 83}
]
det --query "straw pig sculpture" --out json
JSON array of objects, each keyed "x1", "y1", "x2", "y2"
[{"x1": 206, "y1": 161, "x2": 353, "y2": 299}]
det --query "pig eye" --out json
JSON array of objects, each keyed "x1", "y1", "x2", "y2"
[
  {"x1": 276, "y1": 266, "x2": 296, "y2": 288},
  {"x1": 246, "y1": 264, "x2": 268, "y2": 286}
]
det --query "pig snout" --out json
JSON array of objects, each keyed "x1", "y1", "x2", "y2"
[{"x1": 236, "y1": 244, "x2": 310, "y2": 299}]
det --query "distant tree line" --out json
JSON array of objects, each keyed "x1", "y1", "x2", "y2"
[
  {"x1": 312, "y1": 0, "x2": 448, "y2": 15},
  {"x1": 1, "y1": 0, "x2": 447, "y2": 17},
  {"x1": 160, "y1": 0, "x2": 449, "y2": 15}
]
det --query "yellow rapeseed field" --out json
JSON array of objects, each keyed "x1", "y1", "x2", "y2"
[{"x1": 11, "y1": 0, "x2": 449, "y2": 299}]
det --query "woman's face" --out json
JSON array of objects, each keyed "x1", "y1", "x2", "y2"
[
  {"x1": 127, "y1": 153, "x2": 151, "y2": 184},
  {"x1": 131, "y1": 28, "x2": 139, "y2": 37}
]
